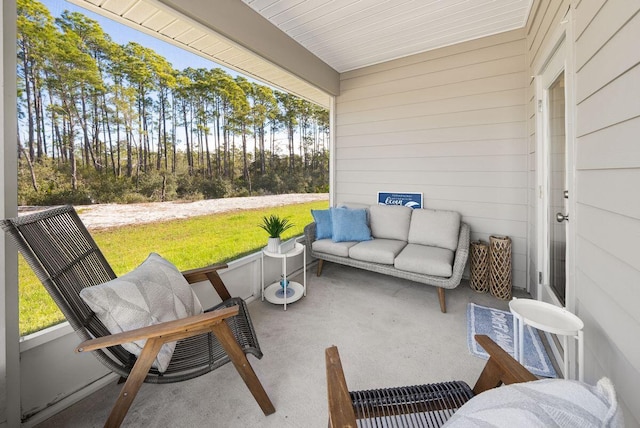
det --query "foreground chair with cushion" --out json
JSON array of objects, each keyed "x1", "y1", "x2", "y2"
[
  {"x1": 326, "y1": 335, "x2": 536, "y2": 428},
  {"x1": 2, "y1": 205, "x2": 275, "y2": 427}
]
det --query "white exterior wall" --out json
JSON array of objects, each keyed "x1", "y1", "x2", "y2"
[
  {"x1": 526, "y1": 0, "x2": 640, "y2": 425},
  {"x1": 572, "y1": 0, "x2": 640, "y2": 425},
  {"x1": 336, "y1": 30, "x2": 529, "y2": 288}
]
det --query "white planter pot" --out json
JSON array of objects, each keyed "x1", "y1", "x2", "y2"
[{"x1": 267, "y1": 237, "x2": 281, "y2": 253}]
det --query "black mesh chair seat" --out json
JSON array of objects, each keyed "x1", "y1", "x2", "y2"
[{"x1": 349, "y1": 381, "x2": 474, "y2": 427}]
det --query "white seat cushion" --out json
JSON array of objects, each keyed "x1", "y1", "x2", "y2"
[
  {"x1": 443, "y1": 377, "x2": 623, "y2": 428},
  {"x1": 349, "y1": 239, "x2": 407, "y2": 265},
  {"x1": 394, "y1": 244, "x2": 454, "y2": 277},
  {"x1": 408, "y1": 209, "x2": 461, "y2": 251},
  {"x1": 312, "y1": 239, "x2": 359, "y2": 257}
]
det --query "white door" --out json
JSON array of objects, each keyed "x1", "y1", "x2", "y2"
[
  {"x1": 538, "y1": 39, "x2": 573, "y2": 307},
  {"x1": 548, "y1": 71, "x2": 567, "y2": 304}
]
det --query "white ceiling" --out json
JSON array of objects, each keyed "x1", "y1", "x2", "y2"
[
  {"x1": 242, "y1": 0, "x2": 534, "y2": 72},
  {"x1": 70, "y1": 0, "x2": 533, "y2": 107}
]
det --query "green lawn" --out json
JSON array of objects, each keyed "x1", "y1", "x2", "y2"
[{"x1": 19, "y1": 200, "x2": 328, "y2": 336}]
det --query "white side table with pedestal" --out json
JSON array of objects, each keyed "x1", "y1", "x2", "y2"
[
  {"x1": 261, "y1": 242, "x2": 306, "y2": 310},
  {"x1": 509, "y1": 297, "x2": 584, "y2": 381}
]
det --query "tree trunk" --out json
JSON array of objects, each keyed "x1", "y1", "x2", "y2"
[
  {"x1": 126, "y1": 125, "x2": 132, "y2": 177},
  {"x1": 20, "y1": 145, "x2": 39, "y2": 192},
  {"x1": 259, "y1": 125, "x2": 265, "y2": 174},
  {"x1": 79, "y1": 92, "x2": 97, "y2": 169},
  {"x1": 288, "y1": 122, "x2": 295, "y2": 173},
  {"x1": 242, "y1": 124, "x2": 249, "y2": 182},
  {"x1": 34, "y1": 81, "x2": 44, "y2": 159},
  {"x1": 162, "y1": 90, "x2": 169, "y2": 172},
  {"x1": 182, "y1": 103, "x2": 192, "y2": 174},
  {"x1": 22, "y1": 50, "x2": 36, "y2": 161},
  {"x1": 204, "y1": 131, "x2": 212, "y2": 178},
  {"x1": 102, "y1": 94, "x2": 116, "y2": 175}
]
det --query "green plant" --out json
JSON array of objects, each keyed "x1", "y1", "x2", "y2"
[{"x1": 258, "y1": 214, "x2": 294, "y2": 238}]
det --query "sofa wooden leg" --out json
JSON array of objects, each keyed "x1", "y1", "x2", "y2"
[
  {"x1": 438, "y1": 288, "x2": 446, "y2": 313},
  {"x1": 317, "y1": 259, "x2": 324, "y2": 276}
]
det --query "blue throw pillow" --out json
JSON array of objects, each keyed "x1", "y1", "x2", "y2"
[
  {"x1": 311, "y1": 209, "x2": 333, "y2": 240},
  {"x1": 331, "y1": 207, "x2": 372, "y2": 242}
]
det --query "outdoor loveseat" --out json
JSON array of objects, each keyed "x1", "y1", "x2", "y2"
[{"x1": 304, "y1": 203, "x2": 470, "y2": 313}]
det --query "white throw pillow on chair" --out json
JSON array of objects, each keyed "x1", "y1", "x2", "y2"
[{"x1": 80, "y1": 253, "x2": 203, "y2": 372}]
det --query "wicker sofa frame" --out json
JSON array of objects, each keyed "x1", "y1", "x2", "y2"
[{"x1": 304, "y1": 221, "x2": 470, "y2": 313}]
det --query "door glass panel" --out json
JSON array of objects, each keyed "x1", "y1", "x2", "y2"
[{"x1": 549, "y1": 72, "x2": 566, "y2": 304}]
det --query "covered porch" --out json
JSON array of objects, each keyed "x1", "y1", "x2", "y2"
[
  {"x1": 34, "y1": 263, "x2": 529, "y2": 427},
  {"x1": 2, "y1": 0, "x2": 639, "y2": 426}
]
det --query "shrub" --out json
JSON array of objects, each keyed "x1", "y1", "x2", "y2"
[
  {"x1": 80, "y1": 169, "x2": 130, "y2": 204},
  {"x1": 121, "y1": 192, "x2": 149, "y2": 204},
  {"x1": 200, "y1": 177, "x2": 230, "y2": 199}
]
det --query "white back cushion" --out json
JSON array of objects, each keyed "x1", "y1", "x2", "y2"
[
  {"x1": 408, "y1": 209, "x2": 461, "y2": 251},
  {"x1": 443, "y1": 377, "x2": 622, "y2": 428},
  {"x1": 368, "y1": 204, "x2": 412, "y2": 241}
]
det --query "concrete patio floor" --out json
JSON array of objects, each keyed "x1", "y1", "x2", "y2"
[{"x1": 35, "y1": 262, "x2": 530, "y2": 427}]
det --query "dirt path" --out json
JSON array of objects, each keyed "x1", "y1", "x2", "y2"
[{"x1": 23, "y1": 194, "x2": 328, "y2": 230}]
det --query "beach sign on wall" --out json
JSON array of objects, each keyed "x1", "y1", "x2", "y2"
[{"x1": 377, "y1": 192, "x2": 423, "y2": 209}]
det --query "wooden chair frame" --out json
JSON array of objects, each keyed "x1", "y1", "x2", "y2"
[
  {"x1": 326, "y1": 334, "x2": 537, "y2": 428},
  {"x1": 76, "y1": 265, "x2": 275, "y2": 427},
  {"x1": 2, "y1": 206, "x2": 275, "y2": 428}
]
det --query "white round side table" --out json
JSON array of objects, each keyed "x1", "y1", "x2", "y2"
[
  {"x1": 509, "y1": 297, "x2": 584, "y2": 381},
  {"x1": 261, "y1": 242, "x2": 306, "y2": 310}
]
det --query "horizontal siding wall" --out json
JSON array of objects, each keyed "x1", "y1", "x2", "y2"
[
  {"x1": 573, "y1": 0, "x2": 640, "y2": 425},
  {"x1": 335, "y1": 30, "x2": 528, "y2": 288}
]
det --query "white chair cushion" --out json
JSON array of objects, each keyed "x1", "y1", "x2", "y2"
[
  {"x1": 394, "y1": 244, "x2": 454, "y2": 277},
  {"x1": 349, "y1": 239, "x2": 407, "y2": 265},
  {"x1": 79, "y1": 253, "x2": 203, "y2": 373},
  {"x1": 369, "y1": 205, "x2": 412, "y2": 241},
  {"x1": 443, "y1": 377, "x2": 623, "y2": 428},
  {"x1": 408, "y1": 209, "x2": 461, "y2": 251}
]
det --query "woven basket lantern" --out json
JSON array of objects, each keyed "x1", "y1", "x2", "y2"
[
  {"x1": 470, "y1": 241, "x2": 489, "y2": 293},
  {"x1": 489, "y1": 235, "x2": 512, "y2": 300}
]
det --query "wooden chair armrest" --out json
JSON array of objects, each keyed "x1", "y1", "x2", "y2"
[
  {"x1": 75, "y1": 306, "x2": 239, "y2": 353},
  {"x1": 472, "y1": 334, "x2": 537, "y2": 394},
  {"x1": 326, "y1": 346, "x2": 357, "y2": 428},
  {"x1": 182, "y1": 263, "x2": 232, "y2": 301},
  {"x1": 181, "y1": 263, "x2": 228, "y2": 282}
]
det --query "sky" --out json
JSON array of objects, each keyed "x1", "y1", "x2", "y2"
[{"x1": 42, "y1": 0, "x2": 239, "y2": 75}]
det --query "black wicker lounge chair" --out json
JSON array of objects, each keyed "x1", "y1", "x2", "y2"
[
  {"x1": 2, "y1": 205, "x2": 275, "y2": 427},
  {"x1": 326, "y1": 334, "x2": 537, "y2": 428}
]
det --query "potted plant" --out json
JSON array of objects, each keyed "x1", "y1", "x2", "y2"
[{"x1": 259, "y1": 214, "x2": 294, "y2": 253}]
